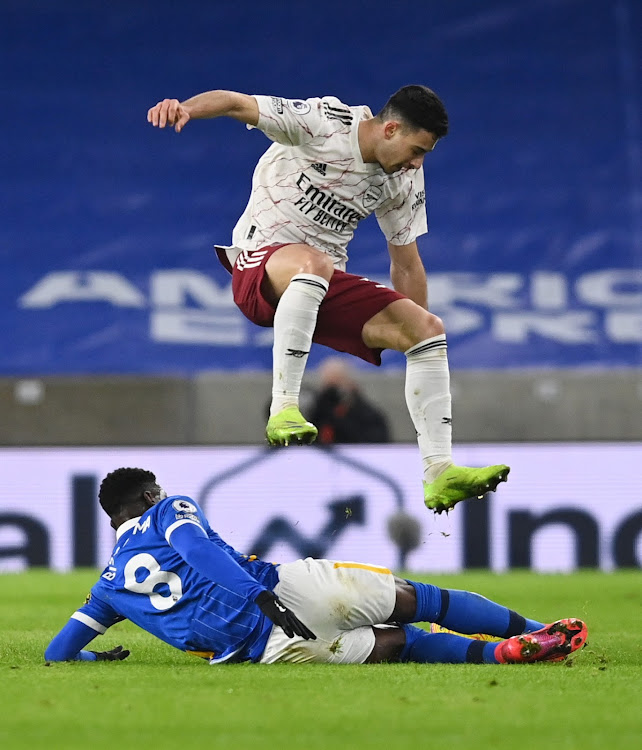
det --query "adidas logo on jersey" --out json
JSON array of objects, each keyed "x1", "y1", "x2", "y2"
[
  {"x1": 322, "y1": 102, "x2": 353, "y2": 125},
  {"x1": 311, "y1": 162, "x2": 327, "y2": 176}
]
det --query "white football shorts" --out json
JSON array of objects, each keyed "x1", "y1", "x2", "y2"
[{"x1": 260, "y1": 557, "x2": 397, "y2": 664}]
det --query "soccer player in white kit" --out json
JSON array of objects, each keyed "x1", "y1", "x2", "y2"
[{"x1": 147, "y1": 86, "x2": 509, "y2": 513}]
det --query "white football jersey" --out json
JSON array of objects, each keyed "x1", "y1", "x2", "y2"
[{"x1": 217, "y1": 94, "x2": 428, "y2": 272}]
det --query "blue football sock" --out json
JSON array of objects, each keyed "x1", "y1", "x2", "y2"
[
  {"x1": 406, "y1": 581, "x2": 543, "y2": 637},
  {"x1": 399, "y1": 624, "x2": 500, "y2": 664},
  {"x1": 439, "y1": 589, "x2": 544, "y2": 637},
  {"x1": 405, "y1": 580, "x2": 442, "y2": 622}
]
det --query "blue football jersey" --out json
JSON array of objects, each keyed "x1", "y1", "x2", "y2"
[{"x1": 72, "y1": 495, "x2": 279, "y2": 663}]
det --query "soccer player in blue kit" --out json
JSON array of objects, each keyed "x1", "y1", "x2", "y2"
[{"x1": 45, "y1": 468, "x2": 588, "y2": 666}]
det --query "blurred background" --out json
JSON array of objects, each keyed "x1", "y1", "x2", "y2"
[{"x1": 0, "y1": 0, "x2": 640, "y2": 573}]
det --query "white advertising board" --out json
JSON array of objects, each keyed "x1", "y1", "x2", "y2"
[{"x1": 0, "y1": 443, "x2": 639, "y2": 572}]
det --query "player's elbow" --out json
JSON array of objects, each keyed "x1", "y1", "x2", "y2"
[{"x1": 226, "y1": 92, "x2": 260, "y2": 126}]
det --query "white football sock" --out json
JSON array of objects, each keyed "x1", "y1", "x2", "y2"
[
  {"x1": 404, "y1": 334, "x2": 453, "y2": 482},
  {"x1": 270, "y1": 273, "x2": 329, "y2": 417}
]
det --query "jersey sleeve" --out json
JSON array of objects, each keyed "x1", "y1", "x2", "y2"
[
  {"x1": 73, "y1": 587, "x2": 124, "y2": 632},
  {"x1": 375, "y1": 168, "x2": 428, "y2": 245},
  {"x1": 156, "y1": 495, "x2": 209, "y2": 543},
  {"x1": 157, "y1": 496, "x2": 267, "y2": 601},
  {"x1": 44, "y1": 588, "x2": 123, "y2": 661},
  {"x1": 252, "y1": 95, "x2": 328, "y2": 146}
]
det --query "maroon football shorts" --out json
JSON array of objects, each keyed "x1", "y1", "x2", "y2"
[{"x1": 229, "y1": 244, "x2": 405, "y2": 365}]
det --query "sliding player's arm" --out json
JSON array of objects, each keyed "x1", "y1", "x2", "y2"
[
  {"x1": 45, "y1": 596, "x2": 128, "y2": 662},
  {"x1": 165, "y1": 501, "x2": 315, "y2": 640},
  {"x1": 169, "y1": 521, "x2": 316, "y2": 640}
]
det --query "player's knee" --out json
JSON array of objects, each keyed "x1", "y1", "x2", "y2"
[
  {"x1": 365, "y1": 626, "x2": 406, "y2": 663},
  {"x1": 389, "y1": 578, "x2": 417, "y2": 622},
  {"x1": 412, "y1": 307, "x2": 442, "y2": 333},
  {"x1": 363, "y1": 300, "x2": 445, "y2": 352},
  {"x1": 301, "y1": 248, "x2": 334, "y2": 279},
  {"x1": 266, "y1": 244, "x2": 334, "y2": 295},
  {"x1": 280, "y1": 243, "x2": 334, "y2": 278},
  {"x1": 402, "y1": 307, "x2": 445, "y2": 349}
]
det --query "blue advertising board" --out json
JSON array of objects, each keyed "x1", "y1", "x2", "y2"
[{"x1": 1, "y1": 0, "x2": 640, "y2": 373}]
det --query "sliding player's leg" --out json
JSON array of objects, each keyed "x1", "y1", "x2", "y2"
[
  {"x1": 260, "y1": 561, "x2": 586, "y2": 665},
  {"x1": 386, "y1": 619, "x2": 588, "y2": 665},
  {"x1": 367, "y1": 578, "x2": 586, "y2": 664}
]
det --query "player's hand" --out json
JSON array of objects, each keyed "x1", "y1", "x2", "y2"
[
  {"x1": 147, "y1": 98, "x2": 191, "y2": 133},
  {"x1": 255, "y1": 591, "x2": 316, "y2": 640},
  {"x1": 90, "y1": 645, "x2": 130, "y2": 661}
]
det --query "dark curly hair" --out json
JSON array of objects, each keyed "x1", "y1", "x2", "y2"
[
  {"x1": 378, "y1": 85, "x2": 448, "y2": 137},
  {"x1": 98, "y1": 467, "x2": 158, "y2": 518}
]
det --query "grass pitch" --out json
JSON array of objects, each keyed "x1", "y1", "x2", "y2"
[{"x1": 1, "y1": 570, "x2": 640, "y2": 750}]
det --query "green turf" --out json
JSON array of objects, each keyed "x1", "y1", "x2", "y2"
[{"x1": 1, "y1": 570, "x2": 640, "y2": 750}]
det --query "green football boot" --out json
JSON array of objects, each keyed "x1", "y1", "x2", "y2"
[
  {"x1": 423, "y1": 463, "x2": 510, "y2": 514},
  {"x1": 266, "y1": 406, "x2": 318, "y2": 447}
]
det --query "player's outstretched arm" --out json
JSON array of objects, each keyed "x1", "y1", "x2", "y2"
[
  {"x1": 147, "y1": 90, "x2": 259, "y2": 133},
  {"x1": 45, "y1": 617, "x2": 129, "y2": 662}
]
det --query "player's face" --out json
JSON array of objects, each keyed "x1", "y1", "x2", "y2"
[{"x1": 378, "y1": 122, "x2": 439, "y2": 174}]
